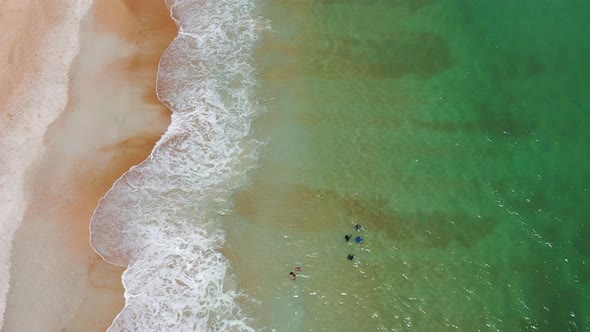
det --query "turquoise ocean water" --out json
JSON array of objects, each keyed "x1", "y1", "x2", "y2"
[{"x1": 220, "y1": 0, "x2": 590, "y2": 330}]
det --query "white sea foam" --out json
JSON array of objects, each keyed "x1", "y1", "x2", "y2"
[
  {"x1": 0, "y1": 1, "x2": 92, "y2": 329},
  {"x1": 90, "y1": 0, "x2": 269, "y2": 330}
]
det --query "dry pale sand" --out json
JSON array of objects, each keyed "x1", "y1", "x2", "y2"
[
  {"x1": 1, "y1": 1, "x2": 177, "y2": 331},
  {"x1": 0, "y1": 0, "x2": 93, "y2": 328}
]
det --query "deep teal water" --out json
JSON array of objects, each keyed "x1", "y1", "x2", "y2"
[{"x1": 222, "y1": 0, "x2": 590, "y2": 330}]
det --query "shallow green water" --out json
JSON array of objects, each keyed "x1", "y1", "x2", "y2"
[{"x1": 222, "y1": 0, "x2": 590, "y2": 330}]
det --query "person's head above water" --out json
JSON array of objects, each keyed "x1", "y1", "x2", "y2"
[
  {"x1": 355, "y1": 224, "x2": 362, "y2": 231},
  {"x1": 345, "y1": 234, "x2": 352, "y2": 242},
  {"x1": 295, "y1": 266, "x2": 301, "y2": 272},
  {"x1": 355, "y1": 236, "x2": 362, "y2": 243},
  {"x1": 347, "y1": 254, "x2": 354, "y2": 260},
  {"x1": 289, "y1": 272, "x2": 296, "y2": 280}
]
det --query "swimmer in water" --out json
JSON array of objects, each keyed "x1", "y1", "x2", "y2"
[
  {"x1": 355, "y1": 224, "x2": 362, "y2": 231},
  {"x1": 347, "y1": 254, "x2": 355, "y2": 260},
  {"x1": 345, "y1": 234, "x2": 352, "y2": 242},
  {"x1": 290, "y1": 272, "x2": 296, "y2": 280},
  {"x1": 355, "y1": 236, "x2": 363, "y2": 243},
  {"x1": 295, "y1": 266, "x2": 301, "y2": 272}
]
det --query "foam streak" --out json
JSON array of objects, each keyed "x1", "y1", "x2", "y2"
[{"x1": 90, "y1": 0, "x2": 269, "y2": 330}]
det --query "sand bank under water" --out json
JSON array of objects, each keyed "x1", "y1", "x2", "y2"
[{"x1": 1, "y1": 0, "x2": 176, "y2": 331}]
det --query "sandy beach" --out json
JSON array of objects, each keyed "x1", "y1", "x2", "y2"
[{"x1": 1, "y1": 0, "x2": 176, "y2": 331}]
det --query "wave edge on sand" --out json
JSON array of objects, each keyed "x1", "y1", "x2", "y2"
[
  {"x1": 90, "y1": 0, "x2": 270, "y2": 330},
  {"x1": 3, "y1": 0, "x2": 180, "y2": 330}
]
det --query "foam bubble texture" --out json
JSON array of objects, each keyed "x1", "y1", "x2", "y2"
[{"x1": 90, "y1": 0, "x2": 268, "y2": 330}]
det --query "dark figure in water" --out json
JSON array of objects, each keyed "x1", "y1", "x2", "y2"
[
  {"x1": 355, "y1": 224, "x2": 362, "y2": 231},
  {"x1": 355, "y1": 236, "x2": 363, "y2": 243},
  {"x1": 345, "y1": 234, "x2": 352, "y2": 242},
  {"x1": 290, "y1": 272, "x2": 296, "y2": 280},
  {"x1": 347, "y1": 254, "x2": 355, "y2": 260}
]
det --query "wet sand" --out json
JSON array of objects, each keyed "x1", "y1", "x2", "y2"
[{"x1": 1, "y1": 0, "x2": 176, "y2": 331}]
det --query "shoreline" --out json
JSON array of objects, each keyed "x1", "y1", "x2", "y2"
[{"x1": 1, "y1": 1, "x2": 177, "y2": 330}]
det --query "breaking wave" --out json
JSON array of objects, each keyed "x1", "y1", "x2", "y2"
[{"x1": 90, "y1": 0, "x2": 269, "y2": 330}]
